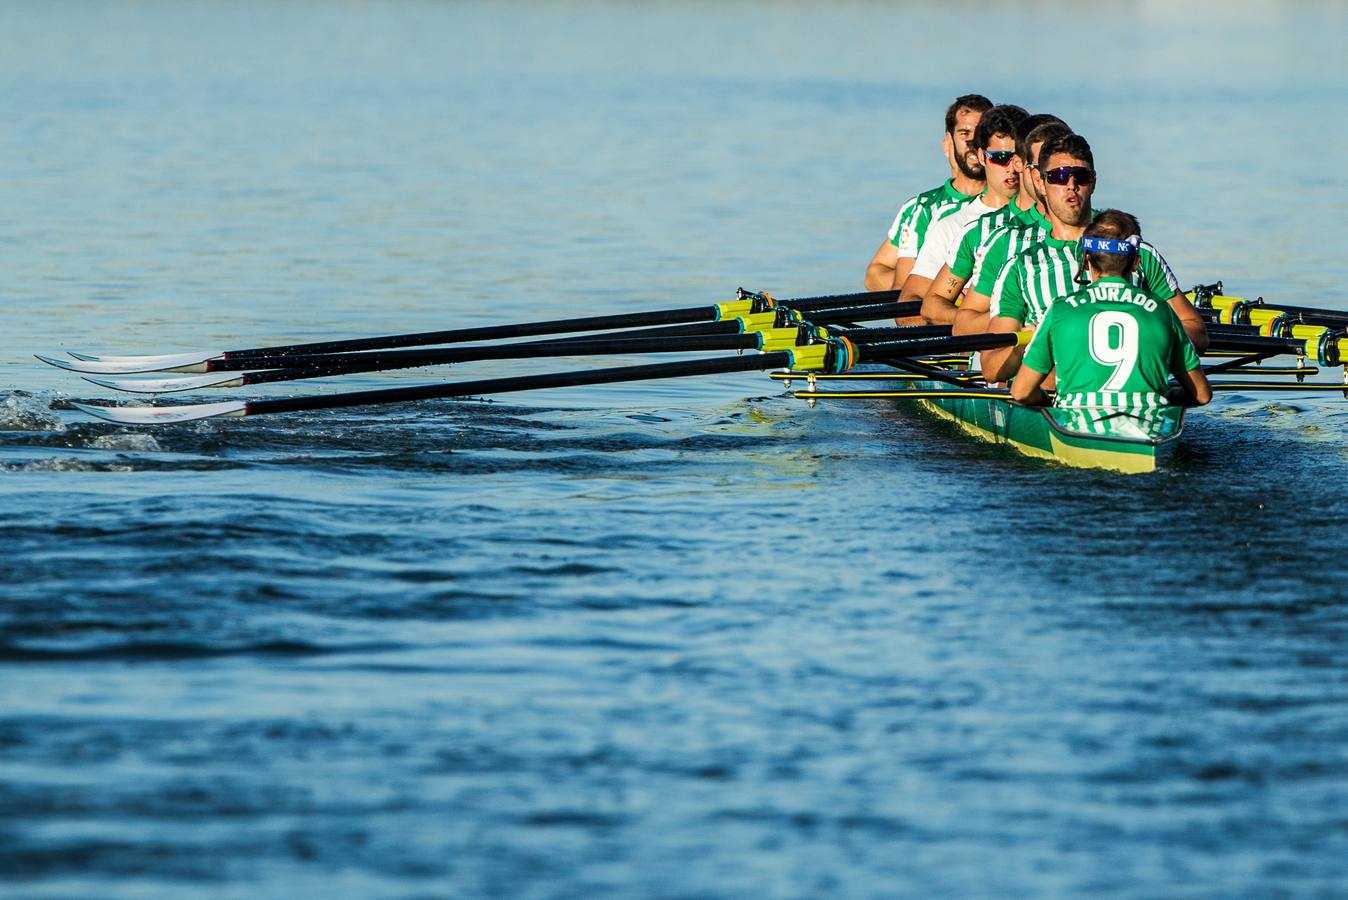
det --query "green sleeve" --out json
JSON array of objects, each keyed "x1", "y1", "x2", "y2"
[
  {"x1": 990, "y1": 257, "x2": 1027, "y2": 324},
  {"x1": 893, "y1": 203, "x2": 933, "y2": 254},
  {"x1": 1138, "y1": 245, "x2": 1181, "y2": 298},
  {"x1": 1021, "y1": 306, "x2": 1055, "y2": 374},
  {"x1": 949, "y1": 226, "x2": 979, "y2": 280},
  {"x1": 972, "y1": 232, "x2": 1010, "y2": 296}
]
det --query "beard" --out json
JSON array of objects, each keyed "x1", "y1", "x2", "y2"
[
  {"x1": 1053, "y1": 200, "x2": 1092, "y2": 228},
  {"x1": 954, "y1": 149, "x2": 984, "y2": 180}
]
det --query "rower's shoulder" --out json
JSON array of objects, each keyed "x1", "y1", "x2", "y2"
[{"x1": 1136, "y1": 238, "x2": 1171, "y2": 262}]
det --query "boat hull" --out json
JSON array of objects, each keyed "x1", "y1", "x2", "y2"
[{"x1": 906, "y1": 379, "x2": 1184, "y2": 473}]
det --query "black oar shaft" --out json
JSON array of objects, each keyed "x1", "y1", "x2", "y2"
[
  {"x1": 235, "y1": 333, "x2": 774, "y2": 385},
  {"x1": 244, "y1": 352, "x2": 798, "y2": 417},
  {"x1": 835, "y1": 325, "x2": 950, "y2": 342},
  {"x1": 1206, "y1": 334, "x2": 1303, "y2": 355},
  {"x1": 855, "y1": 333, "x2": 1019, "y2": 359},
  {"x1": 223, "y1": 306, "x2": 719, "y2": 360},
  {"x1": 223, "y1": 290, "x2": 904, "y2": 361},
  {"x1": 213, "y1": 301, "x2": 928, "y2": 378},
  {"x1": 1231, "y1": 303, "x2": 1348, "y2": 325},
  {"x1": 786, "y1": 290, "x2": 901, "y2": 312},
  {"x1": 535, "y1": 300, "x2": 921, "y2": 345}
]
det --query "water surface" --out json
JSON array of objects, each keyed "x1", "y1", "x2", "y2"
[{"x1": 4, "y1": 2, "x2": 1348, "y2": 896}]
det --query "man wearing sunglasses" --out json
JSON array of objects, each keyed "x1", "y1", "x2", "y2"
[
  {"x1": 899, "y1": 104, "x2": 1028, "y2": 306},
  {"x1": 863, "y1": 94, "x2": 991, "y2": 292},
  {"x1": 917, "y1": 114, "x2": 1066, "y2": 325},
  {"x1": 978, "y1": 133, "x2": 1208, "y2": 383},
  {"x1": 952, "y1": 119, "x2": 1069, "y2": 337},
  {"x1": 1011, "y1": 209, "x2": 1212, "y2": 410}
]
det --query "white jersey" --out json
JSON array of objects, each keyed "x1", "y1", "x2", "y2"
[{"x1": 909, "y1": 195, "x2": 997, "y2": 281}]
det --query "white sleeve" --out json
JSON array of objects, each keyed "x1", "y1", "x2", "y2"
[
  {"x1": 885, "y1": 207, "x2": 906, "y2": 242},
  {"x1": 909, "y1": 217, "x2": 952, "y2": 280}
]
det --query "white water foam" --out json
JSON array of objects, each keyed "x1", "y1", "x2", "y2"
[
  {"x1": 89, "y1": 433, "x2": 164, "y2": 452},
  {"x1": 0, "y1": 392, "x2": 66, "y2": 432}
]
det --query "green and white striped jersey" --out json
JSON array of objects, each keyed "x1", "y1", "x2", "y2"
[
  {"x1": 886, "y1": 179, "x2": 976, "y2": 258},
  {"x1": 948, "y1": 201, "x2": 1031, "y2": 283},
  {"x1": 1020, "y1": 276, "x2": 1201, "y2": 409},
  {"x1": 989, "y1": 236, "x2": 1180, "y2": 327},
  {"x1": 911, "y1": 194, "x2": 1001, "y2": 280},
  {"x1": 969, "y1": 206, "x2": 1051, "y2": 297}
]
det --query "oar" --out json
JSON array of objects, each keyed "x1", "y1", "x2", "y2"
[
  {"x1": 47, "y1": 289, "x2": 901, "y2": 373},
  {"x1": 70, "y1": 328, "x2": 1026, "y2": 425},
  {"x1": 82, "y1": 317, "x2": 950, "y2": 394},
  {"x1": 70, "y1": 343, "x2": 853, "y2": 425},
  {"x1": 52, "y1": 300, "x2": 923, "y2": 378},
  {"x1": 82, "y1": 325, "x2": 935, "y2": 394},
  {"x1": 1205, "y1": 295, "x2": 1348, "y2": 328}
]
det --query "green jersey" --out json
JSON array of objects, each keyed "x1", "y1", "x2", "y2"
[
  {"x1": 1021, "y1": 276, "x2": 1201, "y2": 409},
  {"x1": 886, "y1": 179, "x2": 976, "y2": 257},
  {"x1": 989, "y1": 235, "x2": 1180, "y2": 327},
  {"x1": 949, "y1": 200, "x2": 1037, "y2": 283},
  {"x1": 969, "y1": 205, "x2": 1052, "y2": 296}
]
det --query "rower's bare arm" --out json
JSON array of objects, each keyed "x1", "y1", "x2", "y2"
[
  {"x1": 1167, "y1": 291, "x2": 1209, "y2": 353},
  {"x1": 953, "y1": 290, "x2": 990, "y2": 335},
  {"x1": 899, "y1": 272, "x2": 933, "y2": 305},
  {"x1": 864, "y1": 239, "x2": 899, "y2": 291},
  {"x1": 980, "y1": 316, "x2": 1025, "y2": 383},
  {"x1": 919, "y1": 266, "x2": 965, "y2": 325},
  {"x1": 1010, "y1": 364, "x2": 1050, "y2": 406},
  {"x1": 1170, "y1": 364, "x2": 1212, "y2": 406}
]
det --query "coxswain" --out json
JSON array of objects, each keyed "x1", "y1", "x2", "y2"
[
  {"x1": 862, "y1": 94, "x2": 992, "y2": 292},
  {"x1": 1011, "y1": 209, "x2": 1212, "y2": 409}
]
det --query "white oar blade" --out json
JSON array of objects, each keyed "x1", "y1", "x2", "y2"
[
  {"x1": 34, "y1": 352, "x2": 218, "y2": 375},
  {"x1": 65, "y1": 348, "x2": 224, "y2": 365},
  {"x1": 70, "y1": 400, "x2": 248, "y2": 425},
  {"x1": 82, "y1": 372, "x2": 248, "y2": 394}
]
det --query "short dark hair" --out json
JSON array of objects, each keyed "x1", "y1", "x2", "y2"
[
  {"x1": 1084, "y1": 209, "x2": 1141, "y2": 277},
  {"x1": 1037, "y1": 132, "x2": 1094, "y2": 172},
  {"x1": 1015, "y1": 115, "x2": 1068, "y2": 161},
  {"x1": 944, "y1": 94, "x2": 993, "y2": 134},
  {"x1": 973, "y1": 104, "x2": 1029, "y2": 150}
]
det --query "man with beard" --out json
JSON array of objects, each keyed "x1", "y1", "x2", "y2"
[
  {"x1": 920, "y1": 116, "x2": 1067, "y2": 325},
  {"x1": 1011, "y1": 209, "x2": 1212, "y2": 410},
  {"x1": 900, "y1": 104, "x2": 1029, "y2": 305},
  {"x1": 977, "y1": 132, "x2": 1208, "y2": 383},
  {"x1": 951, "y1": 119, "x2": 1069, "y2": 336},
  {"x1": 862, "y1": 94, "x2": 991, "y2": 291}
]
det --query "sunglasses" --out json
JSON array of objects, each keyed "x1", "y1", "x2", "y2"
[
  {"x1": 984, "y1": 150, "x2": 1016, "y2": 166},
  {"x1": 1043, "y1": 166, "x2": 1095, "y2": 187}
]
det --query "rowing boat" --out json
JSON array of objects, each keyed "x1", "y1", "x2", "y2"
[
  {"x1": 778, "y1": 371, "x2": 1184, "y2": 474},
  {"x1": 35, "y1": 283, "x2": 1348, "y2": 477}
]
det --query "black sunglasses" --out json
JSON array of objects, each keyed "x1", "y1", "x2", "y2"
[
  {"x1": 984, "y1": 150, "x2": 1016, "y2": 166},
  {"x1": 1043, "y1": 166, "x2": 1095, "y2": 187}
]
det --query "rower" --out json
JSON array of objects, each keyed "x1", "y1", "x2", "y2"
[
  {"x1": 941, "y1": 117, "x2": 1069, "y2": 331},
  {"x1": 900, "y1": 104, "x2": 1029, "y2": 307},
  {"x1": 862, "y1": 94, "x2": 991, "y2": 292},
  {"x1": 1011, "y1": 209, "x2": 1212, "y2": 409},
  {"x1": 905, "y1": 105, "x2": 1051, "y2": 317},
  {"x1": 977, "y1": 132, "x2": 1209, "y2": 383}
]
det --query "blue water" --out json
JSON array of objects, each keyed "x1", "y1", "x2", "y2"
[{"x1": 5, "y1": 2, "x2": 1348, "y2": 896}]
